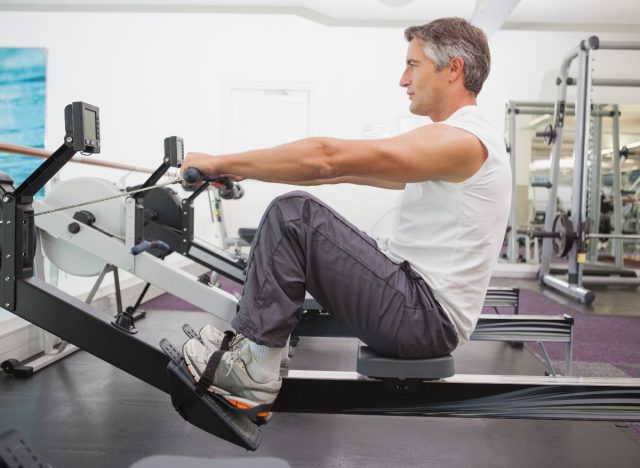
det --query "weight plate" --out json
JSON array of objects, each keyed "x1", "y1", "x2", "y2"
[{"x1": 552, "y1": 212, "x2": 574, "y2": 257}]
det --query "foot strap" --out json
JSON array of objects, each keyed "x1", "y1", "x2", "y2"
[{"x1": 195, "y1": 330, "x2": 236, "y2": 396}]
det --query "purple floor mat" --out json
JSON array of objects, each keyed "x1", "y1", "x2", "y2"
[{"x1": 483, "y1": 289, "x2": 640, "y2": 377}]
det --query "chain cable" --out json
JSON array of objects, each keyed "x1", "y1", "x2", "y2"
[{"x1": 33, "y1": 178, "x2": 185, "y2": 217}]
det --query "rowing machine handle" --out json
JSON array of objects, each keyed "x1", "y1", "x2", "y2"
[
  {"x1": 183, "y1": 167, "x2": 243, "y2": 200},
  {"x1": 183, "y1": 167, "x2": 233, "y2": 190}
]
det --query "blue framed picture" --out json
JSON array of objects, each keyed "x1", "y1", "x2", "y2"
[{"x1": 0, "y1": 48, "x2": 47, "y2": 196}]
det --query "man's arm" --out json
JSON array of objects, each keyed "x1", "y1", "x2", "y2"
[
  {"x1": 272, "y1": 176, "x2": 405, "y2": 190},
  {"x1": 182, "y1": 123, "x2": 487, "y2": 185}
]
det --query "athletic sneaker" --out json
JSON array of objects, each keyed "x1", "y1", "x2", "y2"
[
  {"x1": 199, "y1": 324, "x2": 246, "y2": 351},
  {"x1": 199, "y1": 324, "x2": 291, "y2": 368},
  {"x1": 182, "y1": 337, "x2": 282, "y2": 419}
]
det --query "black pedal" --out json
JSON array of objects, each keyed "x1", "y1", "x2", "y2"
[
  {"x1": 159, "y1": 339, "x2": 263, "y2": 451},
  {"x1": 0, "y1": 430, "x2": 53, "y2": 468},
  {"x1": 182, "y1": 324, "x2": 201, "y2": 342}
]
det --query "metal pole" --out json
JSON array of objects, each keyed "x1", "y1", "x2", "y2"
[
  {"x1": 588, "y1": 233, "x2": 640, "y2": 240},
  {"x1": 507, "y1": 101, "x2": 518, "y2": 263},
  {"x1": 611, "y1": 106, "x2": 624, "y2": 268},
  {"x1": 0, "y1": 142, "x2": 155, "y2": 175},
  {"x1": 539, "y1": 44, "x2": 580, "y2": 278},
  {"x1": 510, "y1": 101, "x2": 576, "y2": 109},
  {"x1": 592, "y1": 78, "x2": 640, "y2": 87},
  {"x1": 568, "y1": 45, "x2": 594, "y2": 287},
  {"x1": 588, "y1": 109, "x2": 603, "y2": 261},
  {"x1": 597, "y1": 41, "x2": 640, "y2": 50},
  {"x1": 541, "y1": 274, "x2": 595, "y2": 304}
]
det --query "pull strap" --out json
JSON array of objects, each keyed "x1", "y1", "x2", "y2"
[{"x1": 194, "y1": 330, "x2": 236, "y2": 396}]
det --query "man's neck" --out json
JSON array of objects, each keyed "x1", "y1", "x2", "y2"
[{"x1": 430, "y1": 92, "x2": 477, "y2": 122}]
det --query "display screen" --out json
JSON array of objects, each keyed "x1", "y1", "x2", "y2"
[
  {"x1": 176, "y1": 138, "x2": 183, "y2": 159},
  {"x1": 83, "y1": 109, "x2": 97, "y2": 141}
]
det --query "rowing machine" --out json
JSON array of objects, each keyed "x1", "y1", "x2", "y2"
[{"x1": 2, "y1": 103, "x2": 638, "y2": 454}]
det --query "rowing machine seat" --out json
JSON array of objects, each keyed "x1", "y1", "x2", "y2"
[
  {"x1": 238, "y1": 227, "x2": 257, "y2": 245},
  {"x1": 356, "y1": 345, "x2": 454, "y2": 380}
]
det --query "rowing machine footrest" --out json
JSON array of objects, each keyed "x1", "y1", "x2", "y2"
[
  {"x1": 356, "y1": 345, "x2": 455, "y2": 380},
  {"x1": 0, "y1": 429, "x2": 48, "y2": 468},
  {"x1": 161, "y1": 339, "x2": 263, "y2": 451}
]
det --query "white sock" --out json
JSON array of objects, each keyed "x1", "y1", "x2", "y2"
[{"x1": 247, "y1": 341, "x2": 286, "y2": 381}]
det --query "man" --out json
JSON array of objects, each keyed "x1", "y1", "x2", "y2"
[{"x1": 180, "y1": 17, "x2": 511, "y2": 421}]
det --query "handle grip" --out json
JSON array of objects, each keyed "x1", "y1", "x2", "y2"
[
  {"x1": 183, "y1": 167, "x2": 233, "y2": 190},
  {"x1": 183, "y1": 167, "x2": 206, "y2": 184}
]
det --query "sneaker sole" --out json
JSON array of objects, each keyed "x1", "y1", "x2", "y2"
[{"x1": 182, "y1": 344, "x2": 274, "y2": 424}]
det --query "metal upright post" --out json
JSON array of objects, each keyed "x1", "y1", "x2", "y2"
[
  {"x1": 588, "y1": 109, "x2": 603, "y2": 261},
  {"x1": 539, "y1": 37, "x2": 598, "y2": 304},
  {"x1": 611, "y1": 105, "x2": 624, "y2": 268},
  {"x1": 539, "y1": 45, "x2": 580, "y2": 278},
  {"x1": 507, "y1": 101, "x2": 518, "y2": 263},
  {"x1": 568, "y1": 43, "x2": 594, "y2": 288}
]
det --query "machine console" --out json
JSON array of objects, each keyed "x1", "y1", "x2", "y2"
[
  {"x1": 64, "y1": 102, "x2": 101, "y2": 154},
  {"x1": 164, "y1": 136, "x2": 184, "y2": 168}
]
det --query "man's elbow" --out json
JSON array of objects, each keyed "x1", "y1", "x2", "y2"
[{"x1": 306, "y1": 137, "x2": 341, "y2": 180}]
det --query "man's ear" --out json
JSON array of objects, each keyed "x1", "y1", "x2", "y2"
[{"x1": 449, "y1": 57, "x2": 465, "y2": 84}]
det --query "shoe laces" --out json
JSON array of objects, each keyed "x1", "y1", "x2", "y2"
[
  {"x1": 222, "y1": 346, "x2": 245, "y2": 376},
  {"x1": 231, "y1": 334, "x2": 246, "y2": 347}
]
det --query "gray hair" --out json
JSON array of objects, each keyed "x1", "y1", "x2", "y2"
[{"x1": 405, "y1": 18, "x2": 490, "y2": 96}]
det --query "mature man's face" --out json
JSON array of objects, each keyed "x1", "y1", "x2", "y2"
[{"x1": 399, "y1": 39, "x2": 448, "y2": 117}]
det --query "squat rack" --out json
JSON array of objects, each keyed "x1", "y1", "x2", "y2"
[
  {"x1": 535, "y1": 36, "x2": 640, "y2": 304},
  {"x1": 504, "y1": 101, "x2": 630, "y2": 266}
]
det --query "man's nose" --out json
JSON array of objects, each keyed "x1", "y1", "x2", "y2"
[{"x1": 399, "y1": 72, "x2": 410, "y2": 88}]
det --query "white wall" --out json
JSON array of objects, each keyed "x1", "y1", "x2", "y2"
[
  {"x1": 1, "y1": 10, "x2": 640, "y2": 263},
  {"x1": 484, "y1": 28, "x2": 640, "y2": 125}
]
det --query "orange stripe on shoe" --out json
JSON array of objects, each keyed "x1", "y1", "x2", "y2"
[{"x1": 227, "y1": 399, "x2": 253, "y2": 410}]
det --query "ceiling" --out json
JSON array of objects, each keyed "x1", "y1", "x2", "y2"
[{"x1": 1, "y1": 0, "x2": 639, "y2": 33}]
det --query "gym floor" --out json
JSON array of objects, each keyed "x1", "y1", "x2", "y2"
[{"x1": 1, "y1": 276, "x2": 639, "y2": 468}]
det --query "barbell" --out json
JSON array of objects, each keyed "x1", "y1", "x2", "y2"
[{"x1": 523, "y1": 213, "x2": 640, "y2": 257}]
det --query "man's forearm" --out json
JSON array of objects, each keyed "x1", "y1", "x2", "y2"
[
  {"x1": 282, "y1": 176, "x2": 405, "y2": 190},
  {"x1": 210, "y1": 138, "x2": 334, "y2": 183}
]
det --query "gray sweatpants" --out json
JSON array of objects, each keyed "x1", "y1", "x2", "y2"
[{"x1": 231, "y1": 191, "x2": 458, "y2": 359}]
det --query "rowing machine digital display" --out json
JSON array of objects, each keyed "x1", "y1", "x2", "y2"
[
  {"x1": 65, "y1": 102, "x2": 100, "y2": 154},
  {"x1": 164, "y1": 136, "x2": 184, "y2": 167}
]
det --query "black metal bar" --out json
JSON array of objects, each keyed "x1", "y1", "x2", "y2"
[
  {"x1": 187, "y1": 242, "x2": 246, "y2": 282},
  {"x1": 274, "y1": 378, "x2": 640, "y2": 421},
  {"x1": 13, "y1": 143, "x2": 76, "y2": 200},
  {"x1": 134, "y1": 163, "x2": 171, "y2": 202},
  {"x1": 186, "y1": 183, "x2": 210, "y2": 203},
  {"x1": 132, "y1": 282, "x2": 152, "y2": 311},
  {"x1": 113, "y1": 267, "x2": 124, "y2": 315},
  {"x1": 0, "y1": 196, "x2": 17, "y2": 310},
  {"x1": 275, "y1": 378, "x2": 524, "y2": 413},
  {"x1": 13, "y1": 276, "x2": 171, "y2": 392}
]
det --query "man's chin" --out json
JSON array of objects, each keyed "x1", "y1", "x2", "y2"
[{"x1": 409, "y1": 105, "x2": 429, "y2": 117}]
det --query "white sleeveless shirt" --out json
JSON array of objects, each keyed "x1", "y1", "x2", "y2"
[{"x1": 385, "y1": 105, "x2": 511, "y2": 345}]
